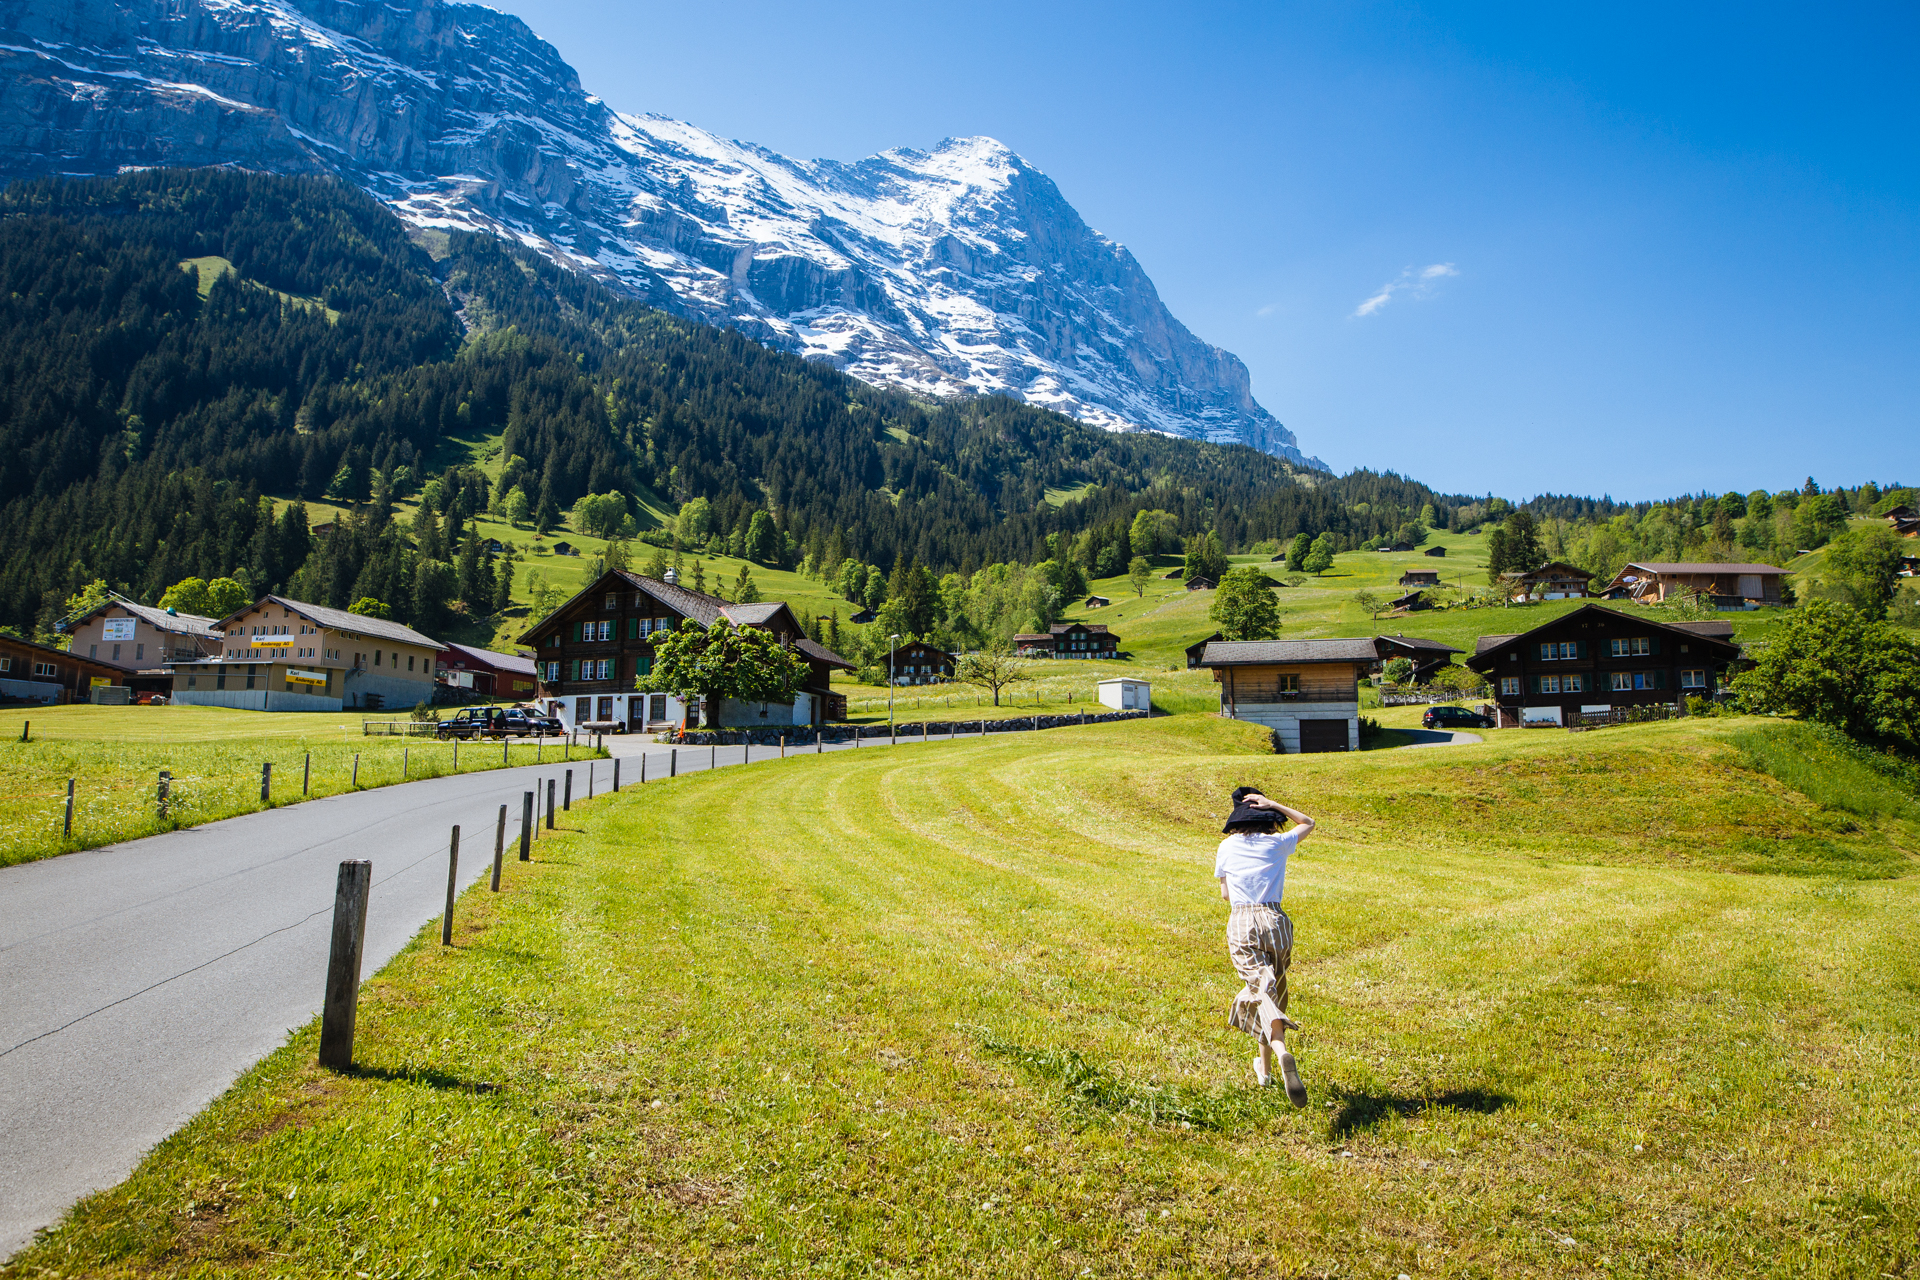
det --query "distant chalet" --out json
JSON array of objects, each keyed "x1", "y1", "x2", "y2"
[{"x1": 1014, "y1": 622, "x2": 1119, "y2": 660}]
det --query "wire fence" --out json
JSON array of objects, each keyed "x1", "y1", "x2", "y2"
[{"x1": 0, "y1": 735, "x2": 601, "y2": 868}]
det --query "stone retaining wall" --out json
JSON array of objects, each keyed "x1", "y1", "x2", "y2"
[{"x1": 666, "y1": 708, "x2": 1149, "y2": 747}]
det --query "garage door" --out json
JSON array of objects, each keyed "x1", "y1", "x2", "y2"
[{"x1": 1299, "y1": 718, "x2": 1350, "y2": 753}]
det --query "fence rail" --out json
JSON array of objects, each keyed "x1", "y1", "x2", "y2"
[{"x1": 361, "y1": 720, "x2": 439, "y2": 737}]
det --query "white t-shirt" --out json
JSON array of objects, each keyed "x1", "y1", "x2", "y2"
[{"x1": 1213, "y1": 829, "x2": 1302, "y2": 907}]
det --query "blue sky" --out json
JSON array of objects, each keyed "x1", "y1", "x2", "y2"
[{"x1": 490, "y1": 1, "x2": 1916, "y2": 501}]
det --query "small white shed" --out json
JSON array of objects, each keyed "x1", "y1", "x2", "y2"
[{"x1": 1097, "y1": 677, "x2": 1151, "y2": 712}]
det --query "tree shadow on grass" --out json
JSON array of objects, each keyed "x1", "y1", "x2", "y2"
[
  {"x1": 1328, "y1": 1086, "x2": 1512, "y2": 1138},
  {"x1": 338, "y1": 1063, "x2": 500, "y2": 1094}
]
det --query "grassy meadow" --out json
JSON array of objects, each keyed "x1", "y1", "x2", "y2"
[
  {"x1": 0, "y1": 704, "x2": 604, "y2": 868},
  {"x1": 11, "y1": 712, "x2": 1917, "y2": 1277}
]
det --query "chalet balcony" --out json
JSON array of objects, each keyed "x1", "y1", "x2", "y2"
[{"x1": 1227, "y1": 682, "x2": 1359, "y2": 704}]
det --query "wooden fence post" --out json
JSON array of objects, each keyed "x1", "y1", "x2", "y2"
[
  {"x1": 403, "y1": 747, "x2": 408, "y2": 779},
  {"x1": 319, "y1": 860, "x2": 371, "y2": 1070},
  {"x1": 546, "y1": 779, "x2": 555, "y2": 829},
  {"x1": 491, "y1": 804, "x2": 506, "y2": 892},
  {"x1": 670, "y1": 748, "x2": 678, "y2": 777},
  {"x1": 780, "y1": 733, "x2": 786, "y2": 759},
  {"x1": 744, "y1": 739, "x2": 750, "y2": 765},
  {"x1": 588, "y1": 763, "x2": 594, "y2": 799},
  {"x1": 613, "y1": 758, "x2": 620, "y2": 792},
  {"x1": 157, "y1": 770, "x2": 170, "y2": 822},
  {"x1": 64, "y1": 777, "x2": 74, "y2": 839},
  {"x1": 503, "y1": 735, "x2": 509, "y2": 765},
  {"x1": 303, "y1": 752, "x2": 311, "y2": 795},
  {"x1": 352, "y1": 753, "x2": 359, "y2": 787},
  {"x1": 563, "y1": 769, "x2": 572, "y2": 810},
  {"x1": 711, "y1": 744, "x2": 717, "y2": 771},
  {"x1": 639, "y1": 753, "x2": 647, "y2": 783},
  {"x1": 520, "y1": 791, "x2": 533, "y2": 860},
  {"x1": 259, "y1": 761, "x2": 271, "y2": 803},
  {"x1": 18, "y1": 719, "x2": 27, "y2": 742},
  {"x1": 441, "y1": 825, "x2": 459, "y2": 945}
]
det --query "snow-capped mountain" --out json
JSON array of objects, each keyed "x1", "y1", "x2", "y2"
[{"x1": 0, "y1": 0, "x2": 1323, "y2": 468}]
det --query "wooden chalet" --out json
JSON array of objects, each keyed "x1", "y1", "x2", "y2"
[
  {"x1": 1372, "y1": 633, "x2": 1462, "y2": 681},
  {"x1": 889, "y1": 640, "x2": 955, "y2": 686},
  {"x1": 1597, "y1": 562, "x2": 1789, "y2": 607},
  {"x1": 1184, "y1": 631, "x2": 1224, "y2": 669},
  {"x1": 1886, "y1": 506, "x2": 1919, "y2": 537},
  {"x1": 516, "y1": 569, "x2": 852, "y2": 732},
  {"x1": 1466, "y1": 604, "x2": 1741, "y2": 726},
  {"x1": 849, "y1": 607, "x2": 877, "y2": 625},
  {"x1": 0, "y1": 633, "x2": 125, "y2": 705},
  {"x1": 1398, "y1": 569, "x2": 1442, "y2": 589},
  {"x1": 1423, "y1": 545, "x2": 1447, "y2": 557},
  {"x1": 1502, "y1": 561, "x2": 1594, "y2": 601},
  {"x1": 1184, "y1": 576, "x2": 1217, "y2": 591},
  {"x1": 436, "y1": 643, "x2": 540, "y2": 699},
  {"x1": 1014, "y1": 621, "x2": 1120, "y2": 660},
  {"x1": 1389, "y1": 589, "x2": 1432, "y2": 613},
  {"x1": 1195, "y1": 638, "x2": 1381, "y2": 752},
  {"x1": 1083, "y1": 594, "x2": 1111, "y2": 608}
]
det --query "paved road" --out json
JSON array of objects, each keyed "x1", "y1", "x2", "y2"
[
  {"x1": 0, "y1": 726, "x2": 964, "y2": 1257},
  {"x1": 1396, "y1": 728, "x2": 1485, "y2": 748}
]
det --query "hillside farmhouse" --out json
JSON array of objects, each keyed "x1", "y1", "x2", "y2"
[
  {"x1": 888, "y1": 640, "x2": 954, "y2": 686},
  {"x1": 1374, "y1": 633, "x2": 1463, "y2": 681},
  {"x1": 1466, "y1": 604, "x2": 1742, "y2": 726},
  {"x1": 1503, "y1": 561, "x2": 1594, "y2": 600},
  {"x1": 1598, "y1": 562, "x2": 1790, "y2": 607},
  {"x1": 170, "y1": 595, "x2": 443, "y2": 711},
  {"x1": 1398, "y1": 569, "x2": 1442, "y2": 589},
  {"x1": 518, "y1": 568, "x2": 851, "y2": 732},
  {"x1": 1195, "y1": 638, "x2": 1380, "y2": 753},
  {"x1": 1014, "y1": 622, "x2": 1119, "y2": 659}
]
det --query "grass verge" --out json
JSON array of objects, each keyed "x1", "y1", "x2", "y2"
[
  {"x1": 0, "y1": 705, "x2": 604, "y2": 868},
  {"x1": 8, "y1": 714, "x2": 1917, "y2": 1276}
]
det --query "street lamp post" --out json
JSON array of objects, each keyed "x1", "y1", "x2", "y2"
[{"x1": 888, "y1": 634, "x2": 900, "y2": 734}]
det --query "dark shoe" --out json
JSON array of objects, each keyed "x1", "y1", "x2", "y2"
[{"x1": 1278, "y1": 1050, "x2": 1307, "y2": 1107}]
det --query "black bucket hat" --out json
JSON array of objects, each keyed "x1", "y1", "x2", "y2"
[{"x1": 1222, "y1": 786, "x2": 1278, "y2": 833}]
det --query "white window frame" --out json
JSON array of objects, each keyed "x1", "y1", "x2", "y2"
[{"x1": 1680, "y1": 669, "x2": 1707, "y2": 689}]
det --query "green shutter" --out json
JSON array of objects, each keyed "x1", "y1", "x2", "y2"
[
  {"x1": 628, "y1": 617, "x2": 639, "y2": 639},
  {"x1": 569, "y1": 660, "x2": 580, "y2": 681},
  {"x1": 1654, "y1": 670, "x2": 1667, "y2": 689},
  {"x1": 1649, "y1": 636, "x2": 1662, "y2": 655},
  {"x1": 637, "y1": 655, "x2": 652, "y2": 677}
]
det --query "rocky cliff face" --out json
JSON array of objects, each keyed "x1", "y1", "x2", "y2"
[{"x1": 0, "y1": 0, "x2": 1323, "y2": 467}]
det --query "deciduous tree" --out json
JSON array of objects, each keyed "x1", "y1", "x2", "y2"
[
  {"x1": 956, "y1": 640, "x2": 1031, "y2": 707},
  {"x1": 1127, "y1": 555, "x2": 1151, "y2": 597},
  {"x1": 638, "y1": 619, "x2": 810, "y2": 729},
  {"x1": 1210, "y1": 567, "x2": 1282, "y2": 640},
  {"x1": 1733, "y1": 599, "x2": 1920, "y2": 751}
]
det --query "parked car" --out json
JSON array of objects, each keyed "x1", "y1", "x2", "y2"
[
  {"x1": 436, "y1": 707, "x2": 502, "y2": 740},
  {"x1": 1422, "y1": 705, "x2": 1492, "y2": 730}
]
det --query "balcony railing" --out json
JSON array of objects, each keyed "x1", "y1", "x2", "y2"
[{"x1": 1227, "y1": 682, "x2": 1358, "y2": 704}]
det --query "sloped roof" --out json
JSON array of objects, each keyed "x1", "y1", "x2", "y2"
[
  {"x1": 1377, "y1": 634, "x2": 1462, "y2": 653},
  {"x1": 1621, "y1": 562, "x2": 1788, "y2": 576},
  {"x1": 1465, "y1": 603, "x2": 1742, "y2": 671},
  {"x1": 441, "y1": 642, "x2": 537, "y2": 676},
  {"x1": 218, "y1": 595, "x2": 443, "y2": 650},
  {"x1": 1050, "y1": 621, "x2": 1110, "y2": 635},
  {"x1": 1666, "y1": 620, "x2": 1736, "y2": 640},
  {"x1": 1502, "y1": 561, "x2": 1594, "y2": 581},
  {"x1": 795, "y1": 637, "x2": 855, "y2": 670},
  {"x1": 69, "y1": 594, "x2": 222, "y2": 639},
  {"x1": 1198, "y1": 639, "x2": 1381, "y2": 666}
]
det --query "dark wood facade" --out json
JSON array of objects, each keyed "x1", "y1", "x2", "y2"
[
  {"x1": 517, "y1": 569, "x2": 851, "y2": 730},
  {"x1": 1015, "y1": 622, "x2": 1120, "y2": 659},
  {"x1": 1466, "y1": 604, "x2": 1741, "y2": 725},
  {"x1": 888, "y1": 640, "x2": 955, "y2": 685},
  {"x1": 0, "y1": 634, "x2": 125, "y2": 704}
]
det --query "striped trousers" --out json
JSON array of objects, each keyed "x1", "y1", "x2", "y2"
[{"x1": 1225, "y1": 902, "x2": 1293, "y2": 1040}]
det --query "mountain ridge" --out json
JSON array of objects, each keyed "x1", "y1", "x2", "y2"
[{"x1": 0, "y1": 0, "x2": 1325, "y2": 468}]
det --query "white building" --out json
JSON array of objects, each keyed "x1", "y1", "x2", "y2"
[{"x1": 1194, "y1": 638, "x2": 1378, "y2": 753}]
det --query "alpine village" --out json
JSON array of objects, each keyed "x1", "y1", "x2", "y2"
[{"x1": 0, "y1": 3, "x2": 1915, "y2": 1277}]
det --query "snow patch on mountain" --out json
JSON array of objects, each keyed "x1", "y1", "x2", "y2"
[{"x1": 0, "y1": 0, "x2": 1323, "y2": 468}]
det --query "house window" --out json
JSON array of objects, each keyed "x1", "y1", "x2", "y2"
[
  {"x1": 1276, "y1": 674, "x2": 1300, "y2": 693},
  {"x1": 112, "y1": 645, "x2": 120, "y2": 661},
  {"x1": 1680, "y1": 669, "x2": 1707, "y2": 689},
  {"x1": 1610, "y1": 637, "x2": 1653, "y2": 657},
  {"x1": 136, "y1": 644, "x2": 144, "y2": 661},
  {"x1": 89, "y1": 644, "x2": 97, "y2": 658},
  {"x1": 408, "y1": 655, "x2": 415, "y2": 671},
  {"x1": 575, "y1": 697, "x2": 590, "y2": 722},
  {"x1": 0, "y1": 657, "x2": 9, "y2": 672},
  {"x1": 598, "y1": 620, "x2": 613, "y2": 642},
  {"x1": 1538, "y1": 675, "x2": 1562, "y2": 694},
  {"x1": 34, "y1": 661, "x2": 57, "y2": 677},
  {"x1": 596, "y1": 659, "x2": 612, "y2": 680},
  {"x1": 1499, "y1": 676, "x2": 1520, "y2": 696},
  {"x1": 549, "y1": 633, "x2": 560, "y2": 648},
  {"x1": 605, "y1": 593, "x2": 618, "y2": 610},
  {"x1": 375, "y1": 650, "x2": 383, "y2": 666},
  {"x1": 1565, "y1": 674, "x2": 1583, "y2": 693}
]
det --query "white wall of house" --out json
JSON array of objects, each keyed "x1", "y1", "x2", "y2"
[
  {"x1": 1223, "y1": 700, "x2": 1361, "y2": 752},
  {"x1": 172, "y1": 689, "x2": 343, "y2": 712},
  {"x1": 544, "y1": 692, "x2": 689, "y2": 732}
]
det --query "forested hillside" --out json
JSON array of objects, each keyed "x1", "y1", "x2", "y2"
[{"x1": 0, "y1": 170, "x2": 1471, "y2": 638}]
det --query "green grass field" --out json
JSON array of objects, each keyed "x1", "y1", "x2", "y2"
[
  {"x1": 0, "y1": 704, "x2": 604, "y2": 868},
  {"x1": 12, "y1": 712, "x2": 1916, "y2": 1276}
]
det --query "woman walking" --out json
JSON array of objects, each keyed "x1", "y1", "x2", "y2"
[{"x1": 1214, "y1": 786, "x2": 1314, "y2": 1105}]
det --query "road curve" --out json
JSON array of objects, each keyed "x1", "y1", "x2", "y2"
[{"x1": 0, "y1": 729, "x2": 933, "y2": 1257}]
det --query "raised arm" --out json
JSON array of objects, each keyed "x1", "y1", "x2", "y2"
[{"x1": 1244, "y1": 793, "x2": 1315, "y2": 845}]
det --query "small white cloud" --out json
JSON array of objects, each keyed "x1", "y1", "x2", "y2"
[
  {"x1": 1255, "y1": 303, "x2": 1278, "y2": 317},
  {"x1": 1352, "y1": 262, "x2": 1458, "y2": 318}
]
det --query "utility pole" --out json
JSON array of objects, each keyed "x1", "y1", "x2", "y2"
[{"x1": 888, "y1": 634, "x2": 899, "y2": 737}]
